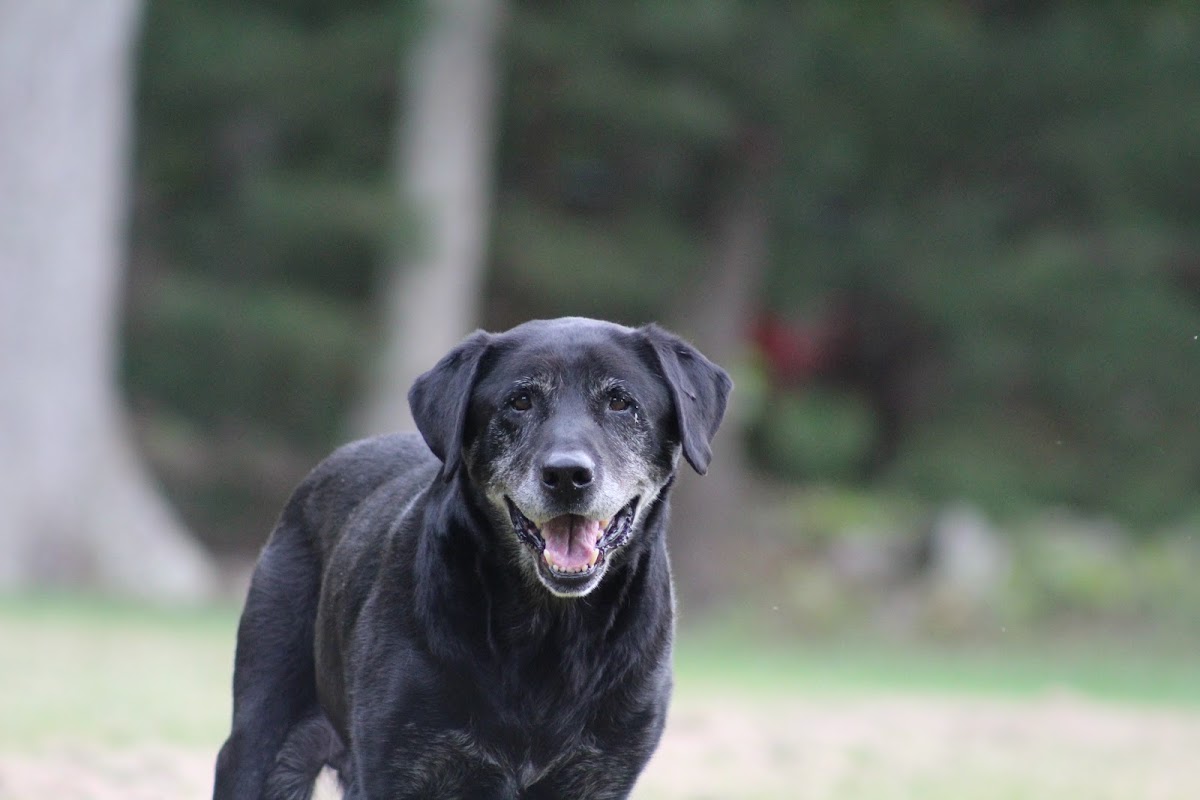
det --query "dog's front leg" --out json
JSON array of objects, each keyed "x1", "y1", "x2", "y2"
[
  {"x1": 525, "y1": 707, "x2": 667, "y2": 800},
  {"x1": 343, "y1": 778, "x2": 515, "y2": 800},
  {"x1": 345, "y1": 725, "x2": 519, "y2": 800},
  {"x1": 344, "y1": 763, "x2": 518, "y2": 800},
  {"x1": 525, "y1": 747, "x2": 653, "y2": 800},
  {"x1": 524, "y1": 767, "x2": 640, "y2": 800}
]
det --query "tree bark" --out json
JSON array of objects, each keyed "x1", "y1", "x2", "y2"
[
  {"x1": 668, "y1": 135, "x2": 775, "y2": 611},
  {"x1": 0, "y1": 0, "x2": 217, "y2": 601},
  {"x1": 355, "y1": 0, "x2": 504, "y2": 436}
]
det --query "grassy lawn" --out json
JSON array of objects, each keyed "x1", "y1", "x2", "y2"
[
  {"x1": 2, "y1": 594, "x2": 1199, "y2": 798},
  {"x1": 674, "y1": 627, "x2": 1200, "y2": 709},
  {"x1": 0, "y1": 595, "x2": 238, "y2": 748}
]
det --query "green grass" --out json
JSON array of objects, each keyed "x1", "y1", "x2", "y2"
[
  {"x1": 674, "y1": 628, "x2": 1200, "y2": 709},
  {"x1": 2, "y1": 593, "x2": 1198, "y2": 751}
]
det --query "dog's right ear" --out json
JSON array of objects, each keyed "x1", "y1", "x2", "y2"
[{"x1": 408, "y1": 330, "x2": 492, "y2": 482}]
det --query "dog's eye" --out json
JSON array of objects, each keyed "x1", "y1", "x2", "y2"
[
  {"x1": 509, "y1": 393, "x2": 532, "y2": 412},
  {"x1": 608, "y1": 395, "x2": 632, "y2": 412}
]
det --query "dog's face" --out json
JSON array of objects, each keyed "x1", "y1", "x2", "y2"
[
  {"x1": 409, "y1": 318, "x2": 731, "y2": 598},
  {"x1": 465, "y1": 324, "x2": 680, "y2": 597}
]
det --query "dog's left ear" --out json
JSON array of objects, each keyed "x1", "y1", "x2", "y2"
[
  {"x1": 409, "y1": 330, "x2": 492, "y2": 482},
  {"x1": 641, "y1": 324, "x2": 733, "y2": 475}
]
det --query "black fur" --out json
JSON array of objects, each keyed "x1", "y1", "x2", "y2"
[{"x1": 213, "y1": 318, "x2": 731, "y2": 799}]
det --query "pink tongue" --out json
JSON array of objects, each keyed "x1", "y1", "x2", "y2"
[{"x1": 541, "y1": 515, "x2": 601, "y2": 569}]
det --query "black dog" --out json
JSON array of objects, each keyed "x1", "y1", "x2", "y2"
[{"x1": 213, "y1": 317, "x2": 731, "y2": 799}]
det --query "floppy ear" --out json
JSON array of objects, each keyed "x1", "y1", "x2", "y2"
[
  {"x1": 408, "y1": 330, "x2": 492, "y2": 482},
  {"x1": 641, "y1": 324, "x2": 733, "y2": 475}
]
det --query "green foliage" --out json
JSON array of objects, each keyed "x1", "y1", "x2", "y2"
[
  {"x1": 1008, "y1": 524, "x2": 1200, "y2": 629},
  {"x1": 127, "y1": 0, "x2": 1200, "y2": 547},
  {"x1": 751, "y1": 388, "x2": 878, "y2": 482},
  {"x1": 761, "y1": 3, "x2": 1200, "y2": 528},
  {"x1": 495, "y1": 0, "x2": 1200, "y2": 528},
  {"x1": 491, "y1": 197, "x2": 702, "y2": 323},
  {"x1": 127, "y1": 0, "x2": 416, "y2": 546},
  {"x1": 135, "y1": 0, "x2": 414, "y2": 301},
  {"x1": 773, "y1": 485, "x2": 925, "y2": 544},
  {"x1": 126, "y1": 273, "x2": 365, "y2": 446},
  {"x1": 494, "y1": 0, "x2": 752, "y2": 314},
  {"x1": 885, "y1": 413, "x2": 1090, "y2": 519},
  {"x1": 761, "y1": 494, "x2": 1200, "y2": 640}
]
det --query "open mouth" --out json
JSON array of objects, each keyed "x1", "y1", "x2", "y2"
[{"x1": 504, "y1": 496, "x2": 639, "y2": 578}]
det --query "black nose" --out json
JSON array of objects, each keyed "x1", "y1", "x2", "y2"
[{"x1": 541, "y1": 451, "x2": 595, "y2": 493}]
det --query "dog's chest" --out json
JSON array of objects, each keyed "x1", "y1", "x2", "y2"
[
  {"x1": 480, "y1": 672, "x2": 601, "y2": 766},
  {"x1": 420, "y1": 720, "x2": 597, "y2": 790}
]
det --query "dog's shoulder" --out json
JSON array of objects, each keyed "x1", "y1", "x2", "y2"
[
  {"x1": 303, "y1": 431, "x2": 434, "y2": 504},
  {"x1": 315, "y1": 432, "x2": 438, "y2": 489},
  {"x1": 280, "y1": 432, "x2": 438, "y2": 548}
]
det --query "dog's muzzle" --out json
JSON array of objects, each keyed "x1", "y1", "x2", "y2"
[{"x1": 504, "y1": 497, "x2": 639, "y2": 578}]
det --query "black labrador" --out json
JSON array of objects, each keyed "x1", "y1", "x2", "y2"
[{"x1": 213, "y1": 317, "x2": 731, "y2": 799}]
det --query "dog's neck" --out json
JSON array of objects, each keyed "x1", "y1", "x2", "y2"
[{"x1": 416, "y1": 474, "x2": 675, "y2": 659}]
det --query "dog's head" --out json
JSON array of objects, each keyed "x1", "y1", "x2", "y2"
[{"x1": 409, "y1": 317, "x2": 731, "y2": 597}]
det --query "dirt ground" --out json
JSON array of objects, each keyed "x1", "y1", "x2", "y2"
[{"x1": 4, "y1": 692, "x2": 1200, "y2": 800}]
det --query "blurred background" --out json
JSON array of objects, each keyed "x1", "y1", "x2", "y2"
[{"x1": 3, "y1": 1, "x2": 1200, "y2": 797}]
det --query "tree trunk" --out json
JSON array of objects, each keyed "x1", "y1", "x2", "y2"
[
  {"x1": 668, "y1": 135, "x2": 775, "y2": 611},
  {"x1": 0, "y1": 0, "x2": 217, "y2": 601},
  {"x1": 355, "y1": 0, "x2": 504, "y2": 436}
]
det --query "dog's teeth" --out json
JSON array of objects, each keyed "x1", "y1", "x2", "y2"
[
  {"x1": 543, "y1": 552, "x2": 553, "y2": 566},
  {"x1": 587, "y1": 550, "x2": 598, "y2": 567},
  {"x1": 599, "y1": 519, "x2": 609, "y2": 529}
]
